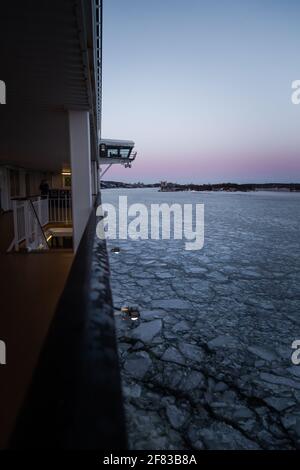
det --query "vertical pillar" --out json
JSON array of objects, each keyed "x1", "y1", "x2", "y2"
[
  {"x1": 91, "y1": 160, "x2": 99, "y2": 203},
  {"x1": 69, "y1": 111, "x2": 92, "y2": 252}
]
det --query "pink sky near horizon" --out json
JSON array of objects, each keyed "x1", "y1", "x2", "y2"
[
  {"x1": 104, "y1": 150, "x2": 300, "y2": 184},
  {"x1": 103, "y1": 0, "x2": 300, "y2": 184}
]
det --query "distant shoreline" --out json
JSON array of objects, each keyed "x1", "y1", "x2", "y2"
[{"x1": 101, "y1": 181, "x2": 300, "y2": 192}]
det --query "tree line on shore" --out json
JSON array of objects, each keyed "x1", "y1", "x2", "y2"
[{"x1": 101, "y1": 180, "x2": 300, "y2": 192}]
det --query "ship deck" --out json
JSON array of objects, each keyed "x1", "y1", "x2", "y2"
[{"x1": 0, "y1": 250, "x2": 73, "y2": 448}]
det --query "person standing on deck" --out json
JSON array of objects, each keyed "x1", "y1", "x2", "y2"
[{"x1": 39, "y1": 179, "x2": 49, "y2": 198}]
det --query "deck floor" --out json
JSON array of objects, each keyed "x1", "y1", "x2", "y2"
[{"x1": 0, "y1": 250, "x2": 73, "y2": 448}]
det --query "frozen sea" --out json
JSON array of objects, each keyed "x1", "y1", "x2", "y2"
[{"x1": 102, "y1": 188, "x2": 300, "y2": 450}]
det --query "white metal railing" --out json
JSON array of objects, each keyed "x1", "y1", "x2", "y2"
[
  {"x1": 9, "y1": 196, "x2": 72, "y2": 252},
  {"x1": 36, "y1": 197, "x2": 49, "y2": 226},
  {"x1": 48, "y1": 197, "x2": 72, "y2": 224},
  {"x1": 10, "y1": 197, "x2": 49, "y2": 252},
  {"x1": 13, "y1": 199, "x2": 26, "y2": 246},
  {"x1": 27, "y1": 199, "x2": 49, "y2": 251}
]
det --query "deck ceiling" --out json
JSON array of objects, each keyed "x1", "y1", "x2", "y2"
[{"x1": 0, "y1": 0, "x2": 96, "y2": 172}]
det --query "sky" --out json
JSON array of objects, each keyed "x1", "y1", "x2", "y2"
[{"x1": 102, "y1": 0, "x2": 300, "y2": 183}]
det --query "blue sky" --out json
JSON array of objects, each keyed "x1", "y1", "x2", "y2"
[{"x1": 102, "y1": 0, "x2": 300, "y2": 183}]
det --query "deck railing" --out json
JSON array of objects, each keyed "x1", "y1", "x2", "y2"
[
  {"x1": 48, "y1": 197, "x2": 72, "y2": 224},
  {"x1": 10, "y1": 197, "x2": 49, "y2": 251},
  {"x1": 10, "y1": 196, "x2": 72, "y2": 251}
]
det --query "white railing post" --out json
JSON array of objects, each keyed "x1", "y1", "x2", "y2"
[
  {"x1": 58, "y1": 197, "x2": 61, "y2": 222},
  {"x1": 12, "y1": 199, "x2": 18, "y2": 252},
  {"x1": 24, "y1": 200, "x2": 30, "y2": 250},
  {"x1": 45, "y1": 196, "x2": 49, "y2": 225},
  {"x1": 65, "y1": 195, "x2": 67, "y2": 223},
  {"x1": 46, "y1": 197, "x2": 72, "y2": 224},
  {"x1": 35, "y1": 211, "x2": 39, "y2": 249},
  {"x1": 37, "y1": 196, "x2": 42, "y2": 224},
  {"x1": 54, "y1": 198, "x2": 57, "y2": 223},
  {"x1": 49, "y1": 198, "x2": 52, "y2": 222}
]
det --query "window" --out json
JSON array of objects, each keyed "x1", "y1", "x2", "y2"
[
  {"x1": 63, "y1": 176, "x2": 72, "y2": 188},
  {"x1": 101, "y1": 145, "x2": 133, "y2": 160},
  {"x1": 107, "y1": 147, "x2": 119, "y2": 158},
  {"x1": 120, "y1": 148, "x2": 131, "y2": 159}
]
